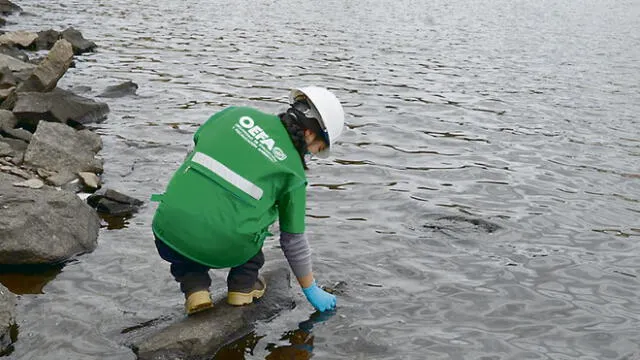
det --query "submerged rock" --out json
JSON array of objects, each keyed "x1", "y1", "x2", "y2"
[
  {"x1": 424, "y1": 215, "x2": 502, "y2": 234},
  {"x1": 98, "y1": 80, "x2": 138, "y2": 98},
  {"x1": 0, "y1": 172, "x2": 100, "y2": 265},
  {"x1": 86, "y1": 188, "x2": 143, "y2": 216},
  {"x1": 131, "y1": 266, "x2": 294, "y2": 360}
]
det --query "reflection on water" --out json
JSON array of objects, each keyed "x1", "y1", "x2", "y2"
[
  {"x1": 0, "y1": 264, "x2": 64, "y2": 295},
  {"x1": 215, "y1": 311, "x2": 334, "y2": 360},
  {"x1": 99, "y1": 213, "x2": 132, "y2": 230},
  {"x1": 213, "y1": 332, "x2": 264, "y2": 360}
]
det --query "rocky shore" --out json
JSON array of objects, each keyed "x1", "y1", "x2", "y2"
[{"x1": 0, "y1": 0, "x2": 142, "y2": 354}]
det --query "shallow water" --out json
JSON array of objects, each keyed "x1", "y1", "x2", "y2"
[{"x1": 3, "y1": 0, "x2": 640, "y2": 359}]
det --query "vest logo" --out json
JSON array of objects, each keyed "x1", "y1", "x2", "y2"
[{"x1": 233, "y1": 116, "x2": 287, "y2": 162}]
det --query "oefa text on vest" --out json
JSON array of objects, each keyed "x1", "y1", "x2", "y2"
[{"x1": 233, "y1": 116, "x2": 288, "y2": 162}]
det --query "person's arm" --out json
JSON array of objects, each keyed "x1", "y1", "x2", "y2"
[
  {"x1": 279, "y1": 231, "x2": 314, "y2": 287},
  {"x1": 278, "y1": 186, "x2": 336, "y2": 312},
  {"x1": 279, "y1": 231, "x2": 336, "y2": 312}
]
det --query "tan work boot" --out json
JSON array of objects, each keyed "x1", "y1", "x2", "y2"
[
  {"x1": 227, "y1": 276, "x2": 266, "y2": 306},
  {"x1": 185, "y1": 290, "x2": 213, "y2": 315}
]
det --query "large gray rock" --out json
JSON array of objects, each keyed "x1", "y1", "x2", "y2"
[
  {"x1": 0, "y1": 0, "x2": 21, "y2": 15},
  {"x1": 0, "y1": 30, "x2": 37, "y2": 48},
  {"x1": 132, "y1": 266, "x2": 295, "y2": 360},
  {"x1": 0, "y1": 171, "x2": 100, "y2": 264},
  {"x1": 16, "y1": 39, "x2": 74, "y2": 93},
  {"x1": 13, "y1": 89, "x2": 109, "y2": 127},
  {"x1": 61, "y1": 27, "x2": 96, "y2": 55},
  {"x1": 0, "y1": 283, "x2": 16, "y2": 354},
  {"x1": 23, "y1": 121, "x2": 103, "y2": 174}
]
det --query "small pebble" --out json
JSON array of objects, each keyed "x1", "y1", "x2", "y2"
[{"x1": 78, "y1": 171, "x2": 100, "y2": 189}]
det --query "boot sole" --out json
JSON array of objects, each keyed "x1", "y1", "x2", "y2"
[
  {"x1": 186, "y1": 301, "x2": 213, "y2": 315},
  {"x1": 227, "y1": 287, "x2": 266, "y2": 306}
]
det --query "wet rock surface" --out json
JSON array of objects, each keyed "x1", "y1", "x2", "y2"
[
  {"x1": 87, "y1": 187, "x2": 144, "y2": 216},
  {"x1": 98, "y1": 80, "x2": 138, "y2": 98},
  {"x1": 60, "y1": 26, "x2": 97, "y2": 55},
  {"x1": 130, "y1": 266, "x2": 294, "y2": 360}
]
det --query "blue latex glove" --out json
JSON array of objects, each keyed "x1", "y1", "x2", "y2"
[{"x1": 302, "y1": 281, "x2": 337, "y2": 312}]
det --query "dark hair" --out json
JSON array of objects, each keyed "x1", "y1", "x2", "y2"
[{"x1": 279, "y1": 110, "x2": 309, "y2": 169}]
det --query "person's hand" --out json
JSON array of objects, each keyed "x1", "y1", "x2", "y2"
[{"x1": 302, "y1": 281, "x2": 336, "y2": 312}]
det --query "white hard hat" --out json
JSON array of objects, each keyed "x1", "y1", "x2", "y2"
[{"x1": 289, "y1": 86, "x2": 345, "y2": 157}]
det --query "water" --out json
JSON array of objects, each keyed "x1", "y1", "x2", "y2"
[{"x1": 2, "y1": 0, "x2": 640, "y2": 358}]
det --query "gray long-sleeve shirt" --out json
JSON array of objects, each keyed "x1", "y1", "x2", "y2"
[{"x1": 279, "y1": 231, "x2": 312, "y2": 279}]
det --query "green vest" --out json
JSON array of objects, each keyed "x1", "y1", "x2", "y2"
[{"x1": 152, "y1": 107, "x2": 307, "y2": 268}]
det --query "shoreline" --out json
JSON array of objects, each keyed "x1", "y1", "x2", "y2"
[{"x1": 0, "y1": 1, "x2": 142, "y2": 355}]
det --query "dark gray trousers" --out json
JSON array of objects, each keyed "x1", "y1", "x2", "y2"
[{"x1": 154, "y1": 237, "x2": 264, "y2": 295}]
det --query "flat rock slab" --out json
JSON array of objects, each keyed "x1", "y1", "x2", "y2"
[
  {"x1": 0, "y1": 30, "x2": 37, "y2": 48},
  {"x1": 0, "y1": 53, "x2": 35, "y2": 73},
  {"x1": 132, "y1": 267, "x2": 294, "y2": 360},
  {"x1": 13, "y1": 89, "x2": 109, "y2": 127}
]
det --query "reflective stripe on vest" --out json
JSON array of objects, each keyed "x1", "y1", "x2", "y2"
[{"x1": 192, "y1": 151, "x2": 264, "y2": 200}]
